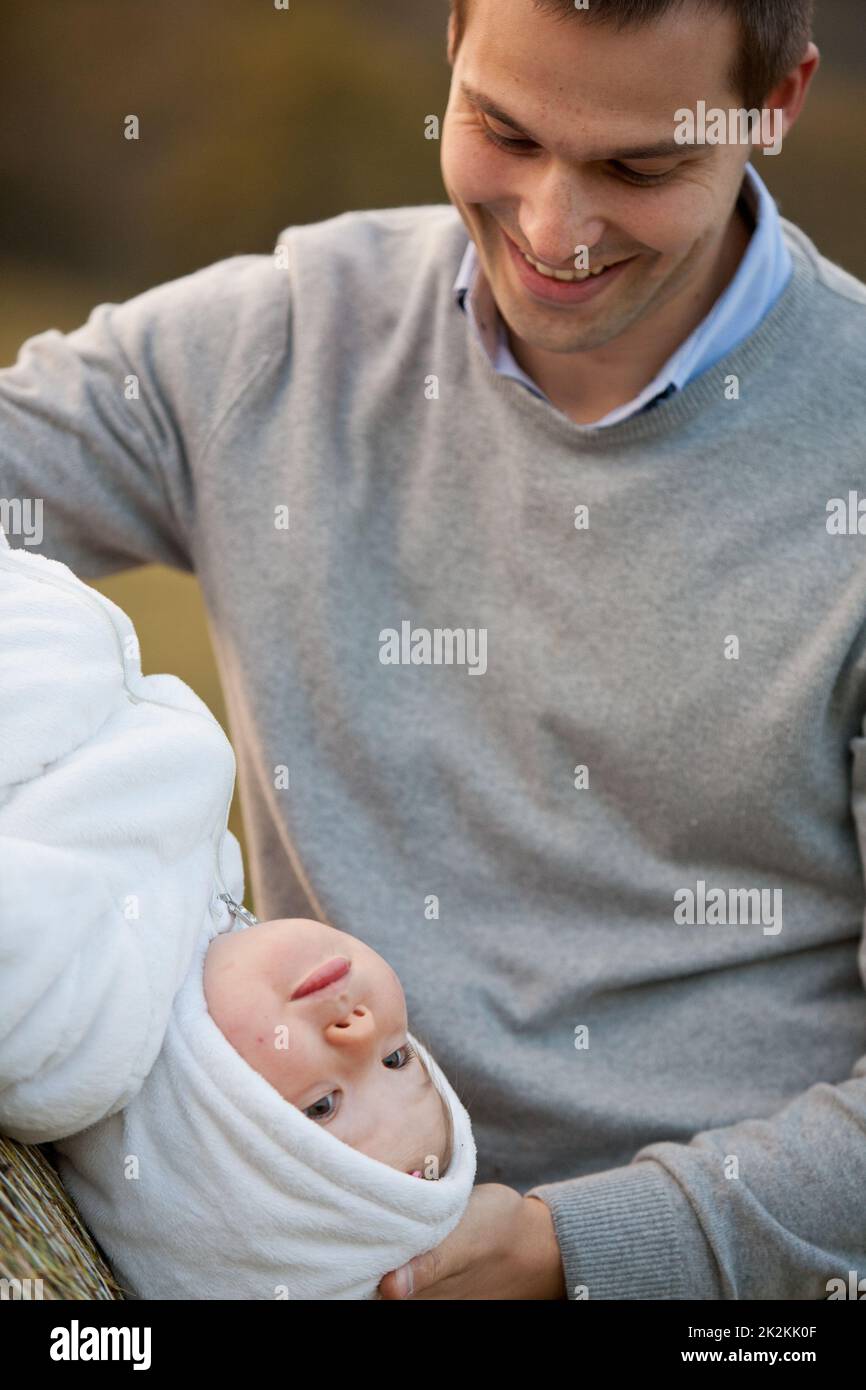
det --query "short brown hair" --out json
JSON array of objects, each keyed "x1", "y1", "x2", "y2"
[{"x1": 448, "y1": 0, "x2": 815, "y2": 111}]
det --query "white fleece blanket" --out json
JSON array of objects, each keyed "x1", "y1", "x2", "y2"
[{"x1": 0, "y1": 526, "x2": 244, "y2": 1144}]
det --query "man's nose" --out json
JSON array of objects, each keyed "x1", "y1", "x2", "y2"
[{"x1": 519, "y1": 166, "x2": 606, "y2": 269}]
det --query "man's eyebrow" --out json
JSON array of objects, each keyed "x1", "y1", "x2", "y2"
[{"x1": 460, "y1": 82, "x2": 689, "y2": 161}]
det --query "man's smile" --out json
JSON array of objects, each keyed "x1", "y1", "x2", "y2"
[{"x1": 499, "y1": 222, "x2": 639, "y2": 304}]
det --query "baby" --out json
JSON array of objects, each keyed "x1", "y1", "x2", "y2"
[
  {"x1": 203, "y1": 907, "x2": 454, "y2": 1178},
  {"x1": 0, "y1": 526, "x2": 476, "y2": 1299},
  {"x1": 52, "y1": 900, "x2": 477, "y2": 1299}
]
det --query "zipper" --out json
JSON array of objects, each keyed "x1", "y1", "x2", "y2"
[{"x1": 216, "y1": 892, "x2": 259, "y2": 927}]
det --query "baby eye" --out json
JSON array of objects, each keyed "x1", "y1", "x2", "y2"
[
  {"x1": 302, "y1": 1043, "x2": 417, "y2": 1122},
  {"x1": 302, "y1": 1093, "x2": 337, "y2": 1121},
  {"x1": 383, "y1": 1041, "x2": 417, "y2": 1069}
]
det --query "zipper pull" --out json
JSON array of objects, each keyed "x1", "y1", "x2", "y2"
[{"x1": 216, "y1": 893, "x2": 260, "y2": 928}]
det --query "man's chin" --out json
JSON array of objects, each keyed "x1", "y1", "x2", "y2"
[{"x1": 496, "y1": 294, "x2": 632, "y2": 356}]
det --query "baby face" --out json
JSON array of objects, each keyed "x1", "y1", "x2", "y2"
[{"x1": 203, "y1": 918, "x2": 448, "y2": 1176}]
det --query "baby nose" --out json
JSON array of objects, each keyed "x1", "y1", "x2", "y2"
[{"x1": 326, "y1": 1002, "x2": 376, "y2": 1043}]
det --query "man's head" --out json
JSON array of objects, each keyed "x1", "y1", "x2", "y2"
[{"x1": 441, "y1": 0, "x2": 818, "y2": 360}]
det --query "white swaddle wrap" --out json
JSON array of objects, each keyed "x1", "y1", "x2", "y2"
[
  {"x1": 0, "y1": 526, "x2": 244, "y2": 1144},
  {"x1": 54, "y1": 914, "x2": 477, "y2": 1300}
]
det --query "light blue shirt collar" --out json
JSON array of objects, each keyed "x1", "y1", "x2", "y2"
[{"x1": 453, "y1": 162, "x2": 792, "y2": 427}]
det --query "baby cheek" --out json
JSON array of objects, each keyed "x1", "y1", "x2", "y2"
[
  {"x1": 236, "y1": 1012, "x2": 283, "y2": 1069},
  {"x1": 205, "y1": 986, "x2": 305, "y2": 1096},
  {"x1": 209, "y1": 997, "x2": 253, "y2": 1056},
  {"x1": 203, "y1": 972, "x2": 267, "y2": 1064},
  {"x1": 256, "y1": 1023, "x2": 313, "y2": 1098},
  {"x1": 214, "y1": 1016, "x2": 286, "y2": 1095}
]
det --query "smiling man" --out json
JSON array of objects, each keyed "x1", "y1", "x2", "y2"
[
  {"x1": 3, "y1": 0, "x2": 866, "y2": 1303},
  {"x1": 442, "y1": 0, "x2": 812, "y2": 425}
]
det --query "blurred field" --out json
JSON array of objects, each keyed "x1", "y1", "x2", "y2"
[{"x1": 3, "y1": 0, "x2": 866, "y2": 907}]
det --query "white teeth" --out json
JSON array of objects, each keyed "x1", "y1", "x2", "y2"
[{"x1": 521, "y1": 249, "x2": 614, "y2": 282}]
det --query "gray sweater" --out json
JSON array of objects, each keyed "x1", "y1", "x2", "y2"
[{"x1": 2, "y1": 204, "x2": 866, "y2": 1300}]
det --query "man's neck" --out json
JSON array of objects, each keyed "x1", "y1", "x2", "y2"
[{"x1": 506, "y1": 198, "x2": 754, "y2": 427}]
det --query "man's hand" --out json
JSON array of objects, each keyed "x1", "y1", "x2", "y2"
[{"x1": 377, "y1": 1185, "x2": 567, "y2": 1299}]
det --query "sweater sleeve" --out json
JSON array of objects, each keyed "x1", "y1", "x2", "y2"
[
  {"x1": 525, "y1": 732, "x2": 866, "y2": 1301},
  {"x1": 0, "y1": 252, "x2": 289, "y2": 579}
]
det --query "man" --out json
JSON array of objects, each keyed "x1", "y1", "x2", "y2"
[{"x1": 2, "y1": 0, "x2": 865, "y2": 1300}]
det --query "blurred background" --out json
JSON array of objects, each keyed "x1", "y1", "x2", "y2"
[{"x1": 2, "y1": 0, "x2": 864, "y2": 884}]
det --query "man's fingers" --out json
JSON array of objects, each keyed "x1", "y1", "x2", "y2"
[{"x1": 380, "y1": 1243, "x2": 447, "y2": 1299}]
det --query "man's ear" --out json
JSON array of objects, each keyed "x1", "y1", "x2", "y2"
[{"x1": 756, "y1": 41, "x2": 821, "y2": 154}]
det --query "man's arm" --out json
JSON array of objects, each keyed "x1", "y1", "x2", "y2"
[
  {"x1": 0, "y1": 253, "x2": 286, "y2": 578},
  {"x1": 525, "y1": 770, "x2": 866, "y2": 1299}
]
